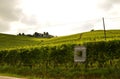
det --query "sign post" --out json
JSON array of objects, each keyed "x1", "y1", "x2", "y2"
[{"x1": 74, "y1": 46, "x2": 86, "y2": 63}]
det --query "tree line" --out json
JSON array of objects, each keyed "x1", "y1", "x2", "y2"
[{"x1": 17, "y1": 32, "x2": 54, "y2": 38}]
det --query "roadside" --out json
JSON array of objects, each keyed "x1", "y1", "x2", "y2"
[{"x1": 0, "y1": 76, "x2": 26, "y2": 79}]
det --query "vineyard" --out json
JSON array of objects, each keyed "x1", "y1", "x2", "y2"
[
  {"x1": 0, "y1": 30, "x2": 120, "y2": 79},
  {"x1": 0, "y1": 30, "x2": 120, "y2": 50}
]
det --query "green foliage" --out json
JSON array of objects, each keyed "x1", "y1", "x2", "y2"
[
  {"x1": 0, "y1": 30, "x2": 120, "y2": 78},
  {"x1": 0, "y1": 30, "x2": 120, "y2": 50},
  {"x1": 0, "y1": 40, "x2": 120, "y2": 67},
  {"x1": 77, "y1": 51, "x2": 82, "y2": 57},
  {"x1": 85, "y1": 40, "x2": 120, "y2": 67}
]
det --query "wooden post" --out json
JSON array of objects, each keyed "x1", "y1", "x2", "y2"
[{"x1": 102, "y1": 17, "x2": 106, "y2": 40}]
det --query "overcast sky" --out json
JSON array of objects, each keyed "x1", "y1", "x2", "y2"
[{"x1": 0, "y1": 0, "x2": 120, "y2": 36}]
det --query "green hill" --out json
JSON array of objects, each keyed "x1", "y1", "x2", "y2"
[
  {"x1": 0, "y1": 30, "x2": 120, "y2": 50},
  {"x1": 0, "y1": 33, "x2": 45, "y2": 50},
  {"x1": 0, "y1": 30, "x2": 120, "y2": 79}
]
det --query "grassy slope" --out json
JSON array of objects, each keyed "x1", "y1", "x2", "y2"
[
  {"x1": 0, "y1": 33, "x2": 46, "y2": 50},
  {"x1": 0, "y1": 30, "x2": 120, "y2": 50},
  {"x1": 43, "y1": 30, "x2": 120, "y2": 45}
]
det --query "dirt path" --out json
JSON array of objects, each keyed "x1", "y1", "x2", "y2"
[{"x1": 0, "y1": 76, "x2": 26, "y2": 79}]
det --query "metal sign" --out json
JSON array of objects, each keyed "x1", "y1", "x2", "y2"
[{"x1": 74, "y1": 46, "x2": 86, "y2": 62}]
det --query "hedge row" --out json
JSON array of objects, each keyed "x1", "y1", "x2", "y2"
[{"x1": 0, "y1": 40, "x2": 120, "y2": 68}]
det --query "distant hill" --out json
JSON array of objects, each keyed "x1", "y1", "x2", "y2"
[
  {"x1": 0, "y1": 30, "x2": 120, "y2": 50},
  {"x1": 0, "y1": 33, "x2": 44, "y2": 50}
]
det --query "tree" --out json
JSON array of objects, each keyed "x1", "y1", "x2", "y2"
[
  {"x1": 46, "y1": 32, "x2": 49, "y2": 35},
  {"x1": 18, "y1": 33, "x2": 21, "y2": 36},
  {"x1": 22, "y1": 33, "x2": 25, "y2": 36},
  {"x1": 91, "y1": 29, "x2": 94, "y2": 32}
]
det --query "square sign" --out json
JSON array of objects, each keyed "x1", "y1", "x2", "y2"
[{"x1": 74, "y1": 46, "x2": 86, "y2": 62}]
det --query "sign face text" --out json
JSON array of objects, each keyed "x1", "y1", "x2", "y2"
[{"x1": 74, "y1": 46, "x2": 86, "y2": 62}]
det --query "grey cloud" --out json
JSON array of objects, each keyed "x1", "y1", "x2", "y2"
[
  {"x1": 17, "y1": 28, "x2": 30, "y2": 34},
  {"x1": 100, "y1": 1, "x2": 113, "y2": 11},
  {"x1": 21, "y1": 15, "x2": 38, "y2": 26},
  {"x1": 72, "y1": 19, "x2": 101, "y2": 32},
  {"x1": 0, "y1": 0, "x2": 23, "y2": 32},
  {"x1": 81, "y1": 19, "x2": 101, "y2": 30},
  {"x1": 71, "y1": 23, "x2": 94, "y2": 32},
  {"x1": 0, "y1": 19, "x2": 10, "y2": 32},
  {"x1": 82, "y1": 23, "x2": 94, "y2": 30},
  {"x1": 16, "y1": 26, "x2": 41, "y2": 34},
  {"x1": 0, "y1": 0, "x2": 22, "y2": 21},
  {"x1": 99, "y1": 0, "x2": 120, "y2": 11}
]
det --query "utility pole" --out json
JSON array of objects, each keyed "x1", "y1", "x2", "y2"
[{"x1": 102, "y1": 17, "x2": 106, "y2": 40}]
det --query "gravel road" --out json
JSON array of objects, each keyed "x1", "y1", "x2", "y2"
[{"x1": 0, "y1": 76, "x2": 26, "y2": 79}]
